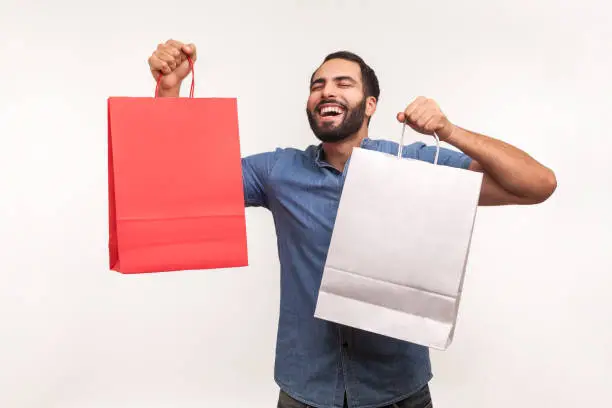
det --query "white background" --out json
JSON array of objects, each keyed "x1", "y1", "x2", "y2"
[{"x1": 1, "y1": 0, "x2": 611, "y2": 407}]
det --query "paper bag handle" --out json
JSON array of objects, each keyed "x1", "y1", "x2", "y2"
[
  {"x1": 155, "y1": 55, "x2": 195, "y2": 98},
  {"x1": 397, "y1": 122, "x2": 440, "y2": 165}
]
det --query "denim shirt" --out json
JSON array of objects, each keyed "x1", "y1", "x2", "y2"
[{"x1": 241, "y1": 137, "x2": 472, "y2": 408}]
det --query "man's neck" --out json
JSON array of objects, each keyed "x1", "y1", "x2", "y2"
[{"x1": 321, "y1": 127, "x2": 368, "y2": 172}]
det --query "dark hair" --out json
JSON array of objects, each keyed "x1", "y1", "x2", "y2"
[{"x1": 312, "y1": 51, "x2": 380, "y2": 102}]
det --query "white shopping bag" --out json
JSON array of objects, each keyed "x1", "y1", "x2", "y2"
[{"x1": 314, "y1": 125, "x2": 483, "y2": 350}]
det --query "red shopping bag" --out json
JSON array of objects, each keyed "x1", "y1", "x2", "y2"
[{"x1": 107, "y1": 58, "x2": 248, "y2": 273}]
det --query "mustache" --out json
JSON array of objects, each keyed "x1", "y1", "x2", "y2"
[{"x1": 315, "y1": 99, "x2": 348, "y2": 111}]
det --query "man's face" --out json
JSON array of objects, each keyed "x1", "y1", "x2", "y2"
[{"x1": 306, "y1": 59, "x2": 371, "y2": 143}]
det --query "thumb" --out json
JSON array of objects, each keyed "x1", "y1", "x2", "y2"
[
  {"x1": 175, "y1": 58, "x2": 192, "y2": 80},
  {"x1": 397, "y1": 112, "x2": 406, "y2": 123},
  {"x1": 182, "y1": 43, "x2": 197, "y2": 59}
]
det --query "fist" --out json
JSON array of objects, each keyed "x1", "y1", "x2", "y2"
[
  {"x1": 396, "y1": 96, "x2": 455, "y2": 141},
  {"x1": 148, "y1": 39, "x2": 197, "y2": 91}
]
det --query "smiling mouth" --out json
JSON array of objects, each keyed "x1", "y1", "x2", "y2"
[{"x1": 317, "y1": 103, "x2": 346, "y2": 121}]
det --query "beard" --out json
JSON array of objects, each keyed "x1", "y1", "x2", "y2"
[{"x1": 307, "y1": 97, "x2": 368, "y2": 143}]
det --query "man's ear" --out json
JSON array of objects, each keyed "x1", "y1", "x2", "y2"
[{"x1": 366, "y1": 96, "x2": 377, "y2": 117}]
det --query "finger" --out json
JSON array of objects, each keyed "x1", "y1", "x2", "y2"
[
  {"x1": 164, "y1": 39, "x2": 185, "y2": 52},
  {"x1": 157, "y1": 43, "x2": 183, "y2": 65},
  {"x1": 155, "y1": 51, "x2": 180, "y2": 71},
  {"x1": 403, "y1": 99, "x2": 421, "y2": 119},
  {"x1": 397, "y1": 107, "x2": 414, "y2": 123},
  {"x1": 398, "y1": 96, "x2": 428, "y2": 123},
  {"x1": 149, "y1": 54, "x2": 171, "y2": 75},
  {"x1": 158, "y1": 50, "x2": 180, "y2": 70},
  {"x1": 408, "y1": 104, "x2": 427, "y2": 124},
  {"x1": 151, "y1": 48, "x2": 177, "y2": 75},
  {"x1": 405, "y1": 121, "x2": 422, "y2": 134},
  {"x1": 406, "y1": 97, "x2": 428, "y2": 120},
  {"x1": 182, "y1": 43, "x2": 197, "y2": 60},
  {"x1": 417, "y1": 109, "x2": 437, "y2": 128},
  {"x1": 158, "y1": 42, "x2": 180, "y2": 57},
  {"x1": 422, "y1": 115, "x2": 438, "y2": 133},
  {"x1": 166, "y1": 40, "x2": 197, "y2": 65}
]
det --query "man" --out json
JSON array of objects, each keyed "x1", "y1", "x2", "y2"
[{"x1": 148, "y1": 39, "x2": 557, "y2": 408}]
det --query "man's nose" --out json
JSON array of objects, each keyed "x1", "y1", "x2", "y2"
[{"x1": 321, "y1": 83, "x2": 337, "y2": 99}]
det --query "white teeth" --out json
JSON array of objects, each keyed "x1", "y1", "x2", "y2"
[{"x1": 320, "y1": 106, "x2": 343, "y2": 115}]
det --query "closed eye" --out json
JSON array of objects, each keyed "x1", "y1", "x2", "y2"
[{"x1": 335, "y1": 76, "x2": 357, "y2": 87}]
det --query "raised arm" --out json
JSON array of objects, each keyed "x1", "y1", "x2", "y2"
[
  {"x1": 147, "y1": 39, "x2": 278, "y2": 208},
  {"x1": 398, "y1": 96, "x2": 557, "y2": 206}
]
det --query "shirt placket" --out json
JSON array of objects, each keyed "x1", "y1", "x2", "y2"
[
  {"x1": 320, "y1": 140, "x2": 369, "y2": 407},
  {"x1": 338, "y1": 325, "x2": 357, "y2": 408}
]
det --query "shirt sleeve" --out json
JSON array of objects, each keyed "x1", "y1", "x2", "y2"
[
  {"x1": 413, "y1": 143, "x2": 473, "y2": 169},
  {"x1": 241, "y1": 149, "x2": 280, "y2": 208}
]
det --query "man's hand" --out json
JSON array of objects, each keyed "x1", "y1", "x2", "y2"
[
  {"x1": 396, "y1": 96, "x2": 456, "y2": 141},
  {"x1": 147, "y1": 39, "x2": 197, "y2": 96}
]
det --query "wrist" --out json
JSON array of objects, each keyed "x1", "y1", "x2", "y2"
[
  {"x1": 157, "y1": 86, "x2": 180, "y2": 97},
  {"x1": 438, "y1": 122, "x2": 458, "y2": 143}
]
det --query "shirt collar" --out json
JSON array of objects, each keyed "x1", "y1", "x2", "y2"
[{"x1": 314, "y1": 137, "x2": 371, "y2": 168}]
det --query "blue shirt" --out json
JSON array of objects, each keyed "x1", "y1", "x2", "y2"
[{"x1": 241, "y1": 137, "x2": 472, "y2": 408}]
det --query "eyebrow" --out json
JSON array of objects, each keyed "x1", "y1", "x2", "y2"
[{"x1": 310, "y1": 76, "x2": 358, "y2": 87}]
